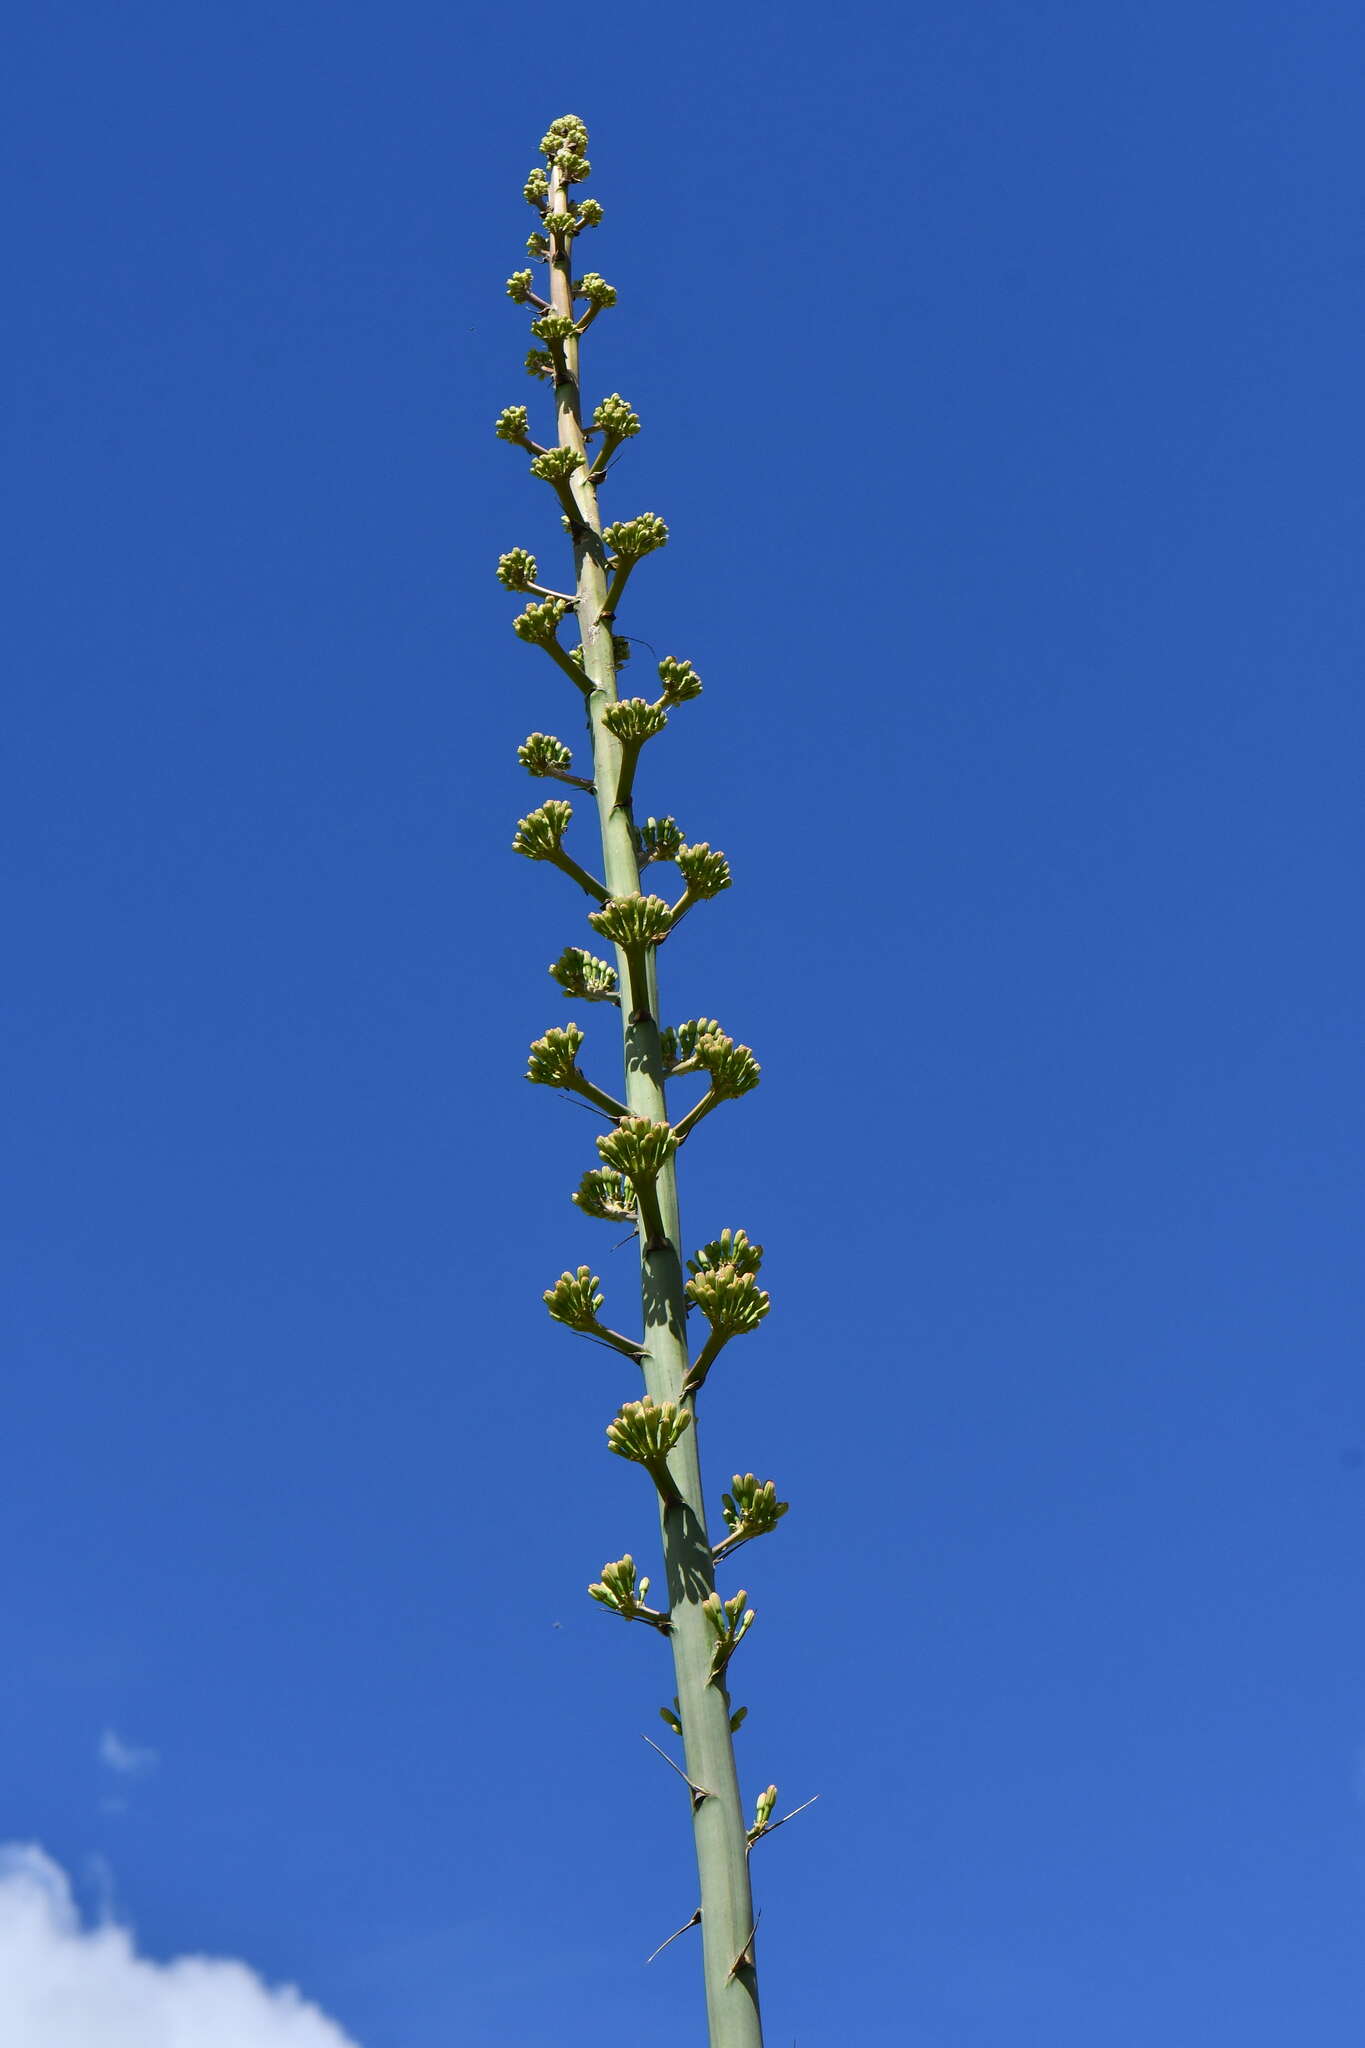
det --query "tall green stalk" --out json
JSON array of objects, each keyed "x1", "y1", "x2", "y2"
[{"x1": 497, "y1": 118, "x2": 797, "y2": 2045}]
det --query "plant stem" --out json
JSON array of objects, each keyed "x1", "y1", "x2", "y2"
[{"x1": 547, "y1": 158, "x2": 765, "y2": 2048}]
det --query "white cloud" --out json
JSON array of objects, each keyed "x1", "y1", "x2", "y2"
[
  {"x1": 0, "y1": 1847, "x2": 361, "y2": 2048},
  {"x1": 98, "y1": 1730, "x2": 158, "y2": 1778}
]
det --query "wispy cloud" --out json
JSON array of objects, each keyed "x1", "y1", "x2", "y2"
[
  {"x1": 0, "y1": 1846, "x2": 362, "y2": 2046},
  {"x1": 98, "y1": 1729, "x2": 158, "y2": 1778}
]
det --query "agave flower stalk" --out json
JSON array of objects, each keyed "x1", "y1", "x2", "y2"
[{"x1": 499, "y1": 117, "x2": 795, "y2": 2047}]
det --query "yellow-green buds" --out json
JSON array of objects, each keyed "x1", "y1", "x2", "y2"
[
  {"x1": 660, "y1": 1017, "x2": 725, "y2": 1068},
  {"x1": 607, "y1": 1395, "x2": 692, "y2": 1474},
  {"x1": 554, "y1": 152, "x2": 591, "y2": 183},
  {"x1": 676, "y1": 843, "x2": 732, "y2": 900},
  {"x1": 519, "y1": 731, "x2": 572, "y2": 777},
  {"x1": 603, "y1": 697, "x2": 668, "y2": 746},
  {"x1": 596, "y1": 1116, "x2": 677, "y2": 1184},
  {"x1": 660, "y1": 1700, "x2": 684, "y2": 1736},
  {"x1": 636, "y1": 816, "x2": 685, "y2": 866},
  {"x1": 572, "y1": 1167, "x2": 636, "y2": 1221},
  {"x1": 498, "y1": 547, "x2": 539, "y2": 591},
  {"x1": 512, "y1": 799, "x2": 572, "y2": 861},
  {"x1": 525, "y1": 347, "x2": 554, "y2": 380},
  {"x1": 506, "y1": 269, "x2": 534, "y2": 303},
  {"x1": 593, "y1": 393, "x2": 640, "y2": 441},
  {"x1": 657, "y1": 656, "x2": 703, "y2": 705},
  {"x1": 539, "y1": 115, "x2": 589, "y2": 159},
  {"x1": 494, "y1": 404, "x2": 533, "y2": 444},
  {"x1": 587, "y1": 893, "x2": 675, "y2": 949},
  {"x1": 549, "y1": 946, "x2": 618, "y2": 1003},
  {"x1": 688, "y1": 1229, "x2": 764, "y2": 1279},
  {"x1": 529, "y1": 446, "x2": 581, "y2": 484},
  {"x1": 720, "y1": 1475, "x2": 789, "y2": 1547},
  {"x1": 685, "y1": 1264, "x2": 771, "y2": 1337},
  {"x1": 588, "y1": 1555, "x2": 670, "y2": 1632},
  {"x1": 729, "y1": 1705, "x2": 748, "y2": 1733},
  {"x1": 576, "y1": 271, "x2": 616, "y2": 309},
  {"x1": 523, "y1": 167, "x2": 549, "y2": 208},
  {"x1": 702, "y1": 1588, "x2": 755, "y2": 1677},
  {"x1": 750, "y1": 1785, "x2": 778, "y2": 1839},
  {"x1": 575, "y1": 197, "x2": 604, "y2": 228},
  {"x1": 525, "y1": 234, "x2": 549, "y2": 263},
  {"x1": 544, "y1": 1263, "x2": 603, "y2": 1329},
  {"x1": 693, "y1": 1032, "x2": 760, "y2": 1099},
  {"x1": 529, "y1": 312, "x2": 577, "y2": 346},
  {"x1": 513, "y1": 598, "x2": 571, "y2": 646},
  {"x1": 526, "y1": 1024, "x2": 585, "y2": 1089},
  {"x1": 605, "y1": 512, "x2": 669, "y2": 562}
]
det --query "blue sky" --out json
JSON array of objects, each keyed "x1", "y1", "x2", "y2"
[{"x1": 4, "y1": 3, "x2": 1364, "y2": 2043}]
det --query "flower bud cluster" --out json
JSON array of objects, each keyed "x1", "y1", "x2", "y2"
[
  {"x1": 549, "y1": 946, "x2": 618, "y2": 1002},
  {"x1": 596, "y1": 1116, "x2": 677, "y2": 1184},
  {"x1": 607, "y1": 1395, "x2": 691, "y2": 1467},
  {"x1": 497, "y1": 547, "x2": 538, "y2": 591},
  {"x1": 686, "y1": 1263, "x2": 770, "y2": 1335},
  {"x1": 539, "y1": 115, "x2": 589, "y2": 159},
  {"x1": 593, "y1": 393, "x2": 641, "y2": 441},
  {"x1": 576, "y1": 271, "x2": 616, "y2": 309},
  {"x1": 688, "y1": 1228, "x2": 764, "y2": 1279},
  {"x1": 677, "y1": 842, "x2": 732, "y2": 899},
  {"x1": 657, "y1": 656, "x2": 703, "y2": 704},
  {"x1": 525, "y1": 233, "x2": 548, "y2": 262},
  {"x1": 523, "y1": 167, "x2": 549, "y2": 208},
  {"x1": 512, "y1": 799, "x2": 572, "y2": 861},
  {"x1": 588, "y1": 1555, "x2": 666, "y2": 1626},
  {"x1": 573, "y1": 1167, "x2": 636, "y2": 1221},
  {"x1": 575, "y1": 197, "x2": 604, "y2": 228},
  {"x1": 702, "y1": 1588, "x2": 755, "y2": 1672},
  {"x1": 603, "y1": 696, "x2": 668, "y2": 746},
  {"x1": 524, "y1": 347, "x2": 554, "y2": 380},
  {"x1": 529, "y1": 446, "x2": 581, "y2": 483},
  {"x1": 636, "y1": 815, "x2": 685, "y2": 866},
  {"x1": 513, "y1": 597, "x2": 570, "y2": 644},
  {"x1": 605, "y1": 512, "x2": 669, "y2": 562},
  {"x1": 529, "y1": 311, "x2": 577, "y2": 345},
  {"x1": 494, "y1": 404, "x2": 532, "y2": 444},
  {"x1": 543, "y1": 1264, "x2": 604, "y2": 1330},
  {"x1": 518, "y1": 731, "x2": 573, "y2": 777},
  {"x1": 587, "y1": 893, "x2": 675, "y2": 949},
  {"x1": 721, "y1": 1475, "x2": 789, "y2": 1541},
  {"x1": 749, "y1": 1784, "x2": 779, "y2": 1839},
  {"x1": 660, "y1": 1017, "x2": 725, "y2": 1067},
  {"x1": 505, "y1": 270, "x2": 534, "y2": 303},
  {"x1": 693, "y1": 1032, "x2": 760, "y2": 1099},
  {"x1": 526, "y1": 1024, "x2": 586, "y2": 1089}
]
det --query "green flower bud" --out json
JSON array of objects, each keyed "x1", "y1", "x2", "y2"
[
  {"x1": 586, "y1": 893, "x2": 674, "y2": 949},
  {"x1": 636, "y1": 815, "x2": 684, "y2": 866},
  {"x1": 512, "y1": 597, "x2": 570, "y2": 644},
  {"x1": 544, "y1": 1263, "x2": 604, "y2": 1330},
  {"x1": 676, "y1": 842, "x2": 732, "y2": 899},
  {"x1": 604, "y1": 512, "x2": 669, "y2": 562},
  {"x1": 505, "y1": 269, "x2": 534, "y2": 303},
  {"x1": 576, "y1": 270, "x2": 616, "y2": 309},
  {"x1": 572, "y1": 1167, "x2": 636, "y2": 1221},
  {"x1": 529, "y1": 312, "x2": 577, "y2": 345},
  {"x1": 525, "y1": 347, "x2": 555, "y2": 380},
  {"x1": 685, "y1": 1263, "x2": 770, "y2": 1336},
  {"x1": 519, "y1": 731, "x2": 574, "y2": 778},
  {"x1": 688, "y1": 1228, "x2": 764, "y2": 1279},
  {"x1": 603, "y1": 696, "x2": 668, "y2": 746},
  {"x1": 659, "y1": 1017, "x2": 724, "y2": 1067},
  {"x1": 526, "y1": 232, "x2": 549, "y2": 261},
  {"x1": 539, "y1": 116, "x2": 589, "y2": 160},
  {"x1": 656, "y1": 656, "x2": 703, "y2": 704},
  {"x1": 548, "y1": 946, "x2": 619, "y2": 1002},
  {"x1": 523, "y1": 168, "x2": 549, "y2": 207},
  {"x1": 593, "y1": 393, "x2": 641, "y2": 440},
  {"x1": 575, "y1": 197, "x2": 604, "y2": 228},
  {"x1": 494, "y1": 404, "x2": 532, "y2": 444},
  {"x1": 729, "y1": 1705, "x2": 748, "y2": 1733},
  {"x1": 606, "y1": 1394, "x2": 691, "y2": 1466},
  {"x1": 511, "y1": 798, "x2": 572, "y2": 861},
  {"x1": 660, "y1": 1703, "x2": 684, "y2": 1736},
  {"x1": 528, "y1": 445, "x2": 581, "y2": 483},
  {"x1": 721, "y1": 1474, "x2": 789, "y2": 1539},
  {"x1": 554, "y1": 151, "x2": 591, "y2": 184},
  {"x1": 595, "y1": 1116, "x2": 677, "y2": 1184},
  {"x1": 693, "y1": 1031, "x2": 760, "y2": 1098},
  {"x1": 544, "y1": 209, "x2": 580, "y2": 240},
  {"x1": 497, "y1": 547, "x2": 538, "y2": 591},
  {"x1": 526, "y1": 1024, "x2": 586, "y2": 1089}
]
